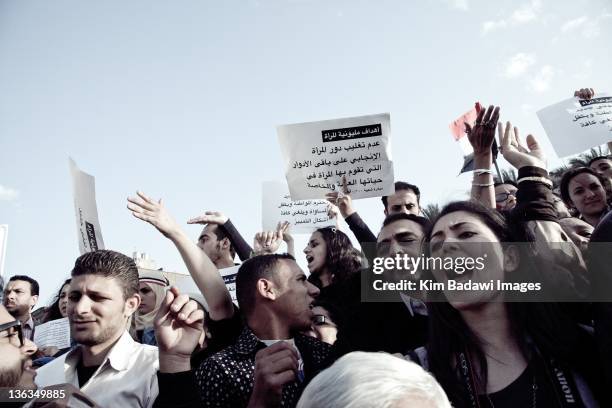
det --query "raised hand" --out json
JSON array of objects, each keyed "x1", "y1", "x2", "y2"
[
  {"x1": 465, "y1": 105, "x2": 500, "y2": 156},
  {"x1": 253, "y1": 222, "x2": 288, "y2": 255},
  {"x1": 279, "y1": 221, "x2": 293, "y2": 244},
  {"x1": 155, "y1": 287, "x2": 204, "y2": 372},
  {"x1": 574, "y1": 88, "x2": 595, "y2": 100},
  {"x1": 325, "y1": 176, "x2": 355, "y2": 218},
  {"x1": 186, "y1": 210, "x2": 229, "y2": 226},
  {"x1": 127, "y1": 191, "x2": 181, "y2": 239},
  {"x1": 280, "y1": 221, "x2": 295, "y2": 257},
  {"x1": 247, "y1": 342, "x2": 299, "y2": 408},
  {"x1": 498, "y1": 121, "x2": 546, "y2": 170}
]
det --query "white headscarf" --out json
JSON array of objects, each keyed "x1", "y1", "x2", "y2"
[{"x1": 133, "y1": 270, "x2": 169, "y2": 331}]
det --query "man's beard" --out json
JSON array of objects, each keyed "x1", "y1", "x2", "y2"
[
  {"x1": 4, "y1": 303, "x2": 29, "y2": 318},
  {"x1": 0, "y1": 356, "x2": 23, "y2": 387},
  {"x1": 72, "y1": 319, "x2": 123, "y2": 346}
]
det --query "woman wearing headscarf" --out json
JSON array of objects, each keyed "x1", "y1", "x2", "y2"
[{"x1": 132, "y1": 269, "x2": 169, "y2": 345}]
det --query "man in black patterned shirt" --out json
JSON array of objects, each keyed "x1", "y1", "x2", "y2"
[{"x1": 153, "y1": 253, "x2": 332, "y2": 408}]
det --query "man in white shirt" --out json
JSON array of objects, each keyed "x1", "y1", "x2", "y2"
[{"x1": 35, "y1": 250, "x2": 159, "y2": 407}]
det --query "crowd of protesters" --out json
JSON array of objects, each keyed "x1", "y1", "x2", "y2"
[{"x1": 1, "y1": 87, "x2": 612, "y2": 407}]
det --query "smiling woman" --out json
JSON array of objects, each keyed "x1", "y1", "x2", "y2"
[{"x1": 560, "y1": 167, "x2": 610, "y2": 227}]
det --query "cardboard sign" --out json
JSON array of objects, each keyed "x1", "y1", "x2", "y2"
[
  {"x1": 537, "y1": 93, "x2": 612, "y2": 158},
  {"x1": 69, "y1": 158, "x2": 105, "y2": 254},
  {"x1": 277, "y1": 113, "x2": 394, "y2": 200},
  {"x1": 262, "y1": 181, "x2": 335, "y2": 233}
]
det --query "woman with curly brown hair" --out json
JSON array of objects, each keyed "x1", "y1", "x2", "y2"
[{"x1": 303, "y1": 226, "x2": 362, "y2": 289}]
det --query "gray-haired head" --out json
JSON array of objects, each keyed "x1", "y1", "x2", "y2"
[{"x1": 297, "y1": 351, "x2": 451, "y2": 408}]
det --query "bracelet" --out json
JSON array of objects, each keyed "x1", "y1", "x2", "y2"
[
  {"x1": 517, "y1": 176, "x2": 553, "y2": 187},
  {"x1": 473, "y1": 169, "x2": 493, "y2": 176},
  {"x1": 472, "y1": 182, "x2": 494, "y2": 187}
]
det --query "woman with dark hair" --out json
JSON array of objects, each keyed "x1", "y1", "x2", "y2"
[
  {"x1": 304, "y1": 299, "x2": 344, "y2": 345},
  {"x1": 303, "y1": 226, "x2": 362, "y2": 289},
  {"x1": 405, "y1": 108, "x2": 602, "y2": 406},
  {"x1": 410, "y1": 200, "x2": 601, "y2": 407},
  {"x1": 560, "y1": 167, "x2": 609, "y2": 227},
  {"x1": 34, "y1": 279, "x2": 71, "y2": 363},
  {"x1": 40, "y1": 278, "x2": 71, "y2": 324}
]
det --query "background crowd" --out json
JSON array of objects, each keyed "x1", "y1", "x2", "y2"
[{"x1": 1, "y1": 88, "x2": 612, "y2": 407}]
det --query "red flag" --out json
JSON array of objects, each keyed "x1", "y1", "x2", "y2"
[{"x1": 449, "y1": 103, "x2": 480, "y2": 141}]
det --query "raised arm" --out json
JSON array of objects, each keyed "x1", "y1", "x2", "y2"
[
  {"x1": 326, "y1": 176, "x2": 377, "y2": 244},
  {"x1": 467, "y1": 104, "x2": 499, "y2": 209},
  {"x1": 280, "y1": 222, "x2": 295, "y2": 257},
  {"x1": 252, "y1": 222, "x2": 289, "y2": 256},
  {"x1": 573, "y1": 87, "x2": 611, "y2": 153},
  {"x1": 500, "y1": 128, "x2": 589, "y2": 298},
  {"x1": 127, "y1": 192, "x2": 234, "y2": 320},
  {"x1": 187, "y1": 211, "x2": 253, "y2": 261},
  {"x1": 153, "y1": 287, "x2": 202, "y2": 408}
]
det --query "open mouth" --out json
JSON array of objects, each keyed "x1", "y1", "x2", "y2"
[
  {"x1": 306, "y1": 255, "x2": 314, "y2": 264},
  {"x1": 444, "y1": 265, "x2": 475, "y2": 282}
]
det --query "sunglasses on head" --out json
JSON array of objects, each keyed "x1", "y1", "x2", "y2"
[
  {"x1": 312, "y1": 315, "x2": 336, "y2": 327},
  {"x1": 0, "y1": 320, "x2": 24, "y2": 348},
  {"x1": 495, "y1": 192, "x2": 514, "y2": 203}
]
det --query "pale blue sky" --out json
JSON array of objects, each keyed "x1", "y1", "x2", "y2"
[{"x1": 1, "y1": 0, "x2": 610, "y2": 304}]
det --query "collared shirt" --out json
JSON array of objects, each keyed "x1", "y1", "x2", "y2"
[
  {"x1": 399, "y1": 292, "x2": 428, "y2": 317},
  {"x1": 195, "y1": 326, "x2": 332, "y2": 407},
  {"x1": 22, "y1": 315, "x2": 35, "y2": 341},
  {"x1": 35, "y1": 331, "x2": 159, "y2": 408},
  {"x1": 260, "y1": 338, "x2": 305, "y2": 382}
]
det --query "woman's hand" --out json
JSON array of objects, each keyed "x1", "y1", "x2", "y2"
[
  {"x1": 465, "y1": 104, "x2": 500, "y2": 157},
  {"x1": 498, "y1": 121, "x2": 546, "y2": 170}
]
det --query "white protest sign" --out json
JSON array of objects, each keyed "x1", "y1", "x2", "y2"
[
  {"x1": 277, "y1": 113, "x2": 394, "y2": 201},
  {"x1": 175, "y1": 265, "x2": 239, "y2": 307},
  {"x1": 219, "y1": 265, "x2": 239, "y2": 304},
  {"x1": 262, "y1": 181, "x2": 335, "y2": 233},
  {"x1": 33, "y1": 317, "x2": 71, "y2": 349},
  {"x1": 0, "y1": 225, "x2": 7, "y2": 279},
  {"x1": 536, "y1": 93, "x2": 612, "y2": 158},
  {"x1": 69, "y1": 158, "x2": 105, "y2": 254}
]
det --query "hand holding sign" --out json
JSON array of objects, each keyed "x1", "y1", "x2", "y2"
[
  {"x1": 325, "y1": 176, "x2": 355, "y2": 218},
  {"x1": 498, "y1": 122, "x2": 546, "y2": 170},
  {"x1": 574, "y1": 88, "x2": 595, "y2": 100},
  {"x1": 537, "y1": 90, "x2": 612, "y2": 158},
  {"x1": 277, "y1": 113, "x2": 394, "y2": 201}
]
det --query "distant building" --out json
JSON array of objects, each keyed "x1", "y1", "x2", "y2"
[{"x1": 132, "y1": 251, "x2": 157, "y2": 270}]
